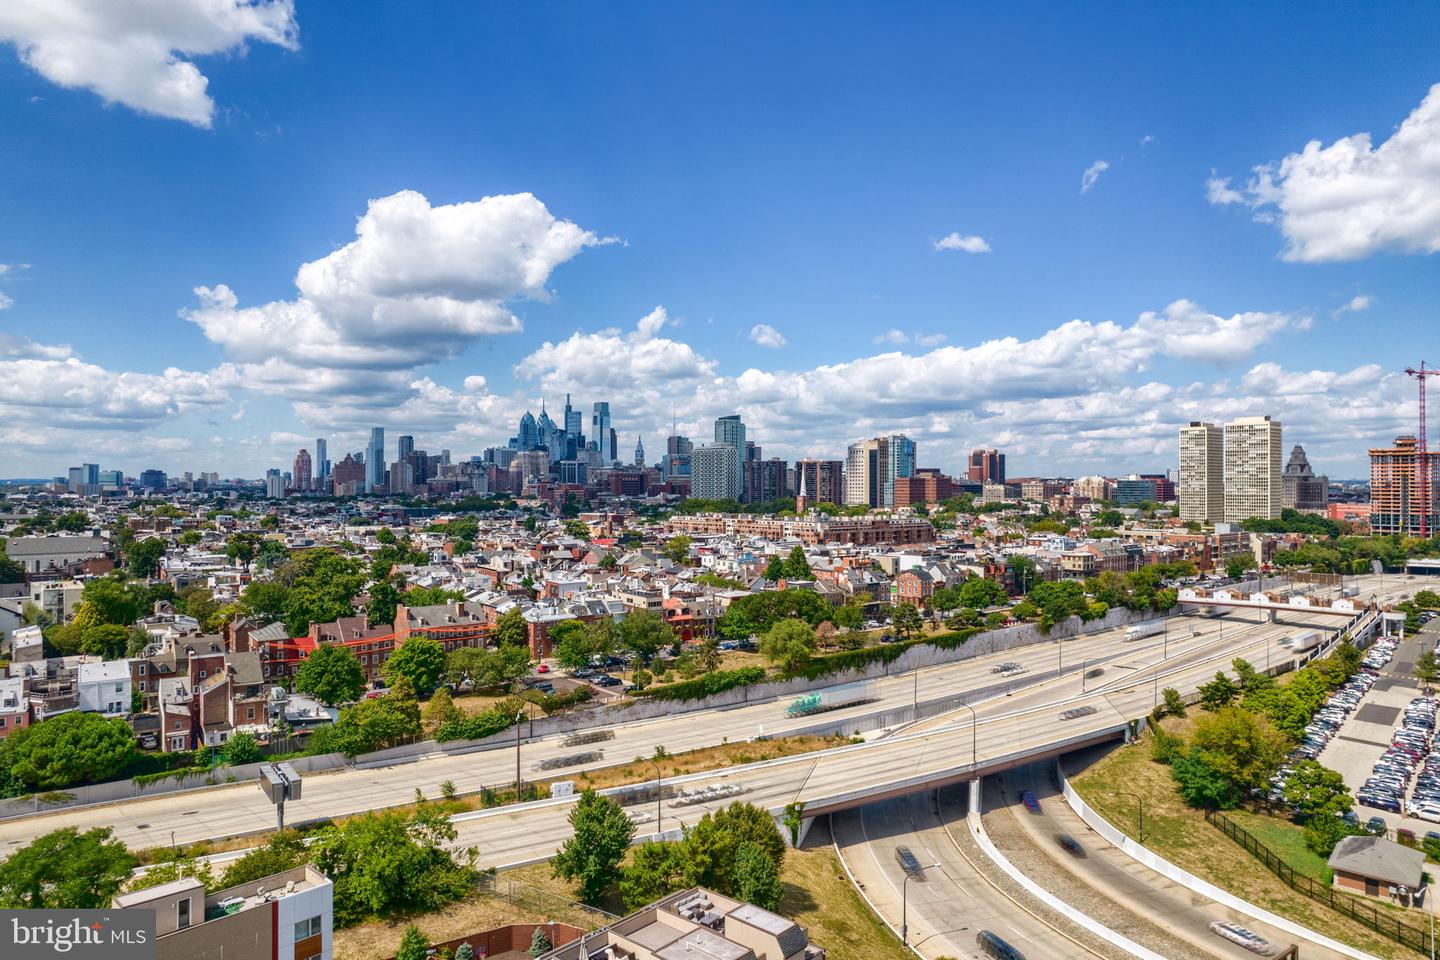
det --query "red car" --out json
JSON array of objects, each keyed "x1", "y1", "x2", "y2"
[{"x1": 537, "y1": 663, "x2": 550, "y2": 674}]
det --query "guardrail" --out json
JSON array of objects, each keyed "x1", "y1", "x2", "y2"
[{"x1": 1206, "y1": 811, "x2": 1433, "y2": 955}]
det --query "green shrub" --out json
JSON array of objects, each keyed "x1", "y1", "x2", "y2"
[{"x1": 635, "y1": 667, "x2": 767, "y2": 702}]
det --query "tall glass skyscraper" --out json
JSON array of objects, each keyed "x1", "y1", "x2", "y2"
[
  {"x1": 366, "y1": 427, "x2": 385, "y2": 493},
  {"x1": 592, "y1": 402, "x2": 613, "y2": 463}
]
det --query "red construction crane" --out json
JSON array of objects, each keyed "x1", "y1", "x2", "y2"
[{"x1": 1405, "y1": 362, "x2": 1440, "y2": 538}]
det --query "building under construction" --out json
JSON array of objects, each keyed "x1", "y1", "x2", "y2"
[{"x1": 1368, "y1": 435, "x2": 1440, "y2": 536}]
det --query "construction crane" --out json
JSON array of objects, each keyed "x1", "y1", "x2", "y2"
[{"x1": 1404, "y1": 362, "x2": 1440, "y2": 538}]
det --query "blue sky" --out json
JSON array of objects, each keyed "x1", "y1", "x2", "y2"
[{"x1": 1, "y1": 1, "x2": 1438, "y2": 479}]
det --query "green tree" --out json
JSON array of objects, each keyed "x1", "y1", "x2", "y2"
[
  {"x1": 220, "y1": 830, "x2": 308, "y2": 888},
  {"x1": 224, "y1": 731, "x2": 263, "y2": 765},
  {"x1": 294, "y1": 643, "x2": 367, "y2": 706},
  {"x1": 6, "y1": 712, "x2": 135, "y2": 789},
  {"x1": 731, "y1": 840, "x2": 782, "y2": 910},
  {"x1": 455, "y1": 943, "x2": 476, "y2": 960},
  {"x1": 367, "y1": 579, "x2": 403, "y2": 627},
  {"x1": 309, "y1": 807, "x2": 474, "y2": 926},
  {"x1": 1225, "y1": 556, "x2": 1253, "y2": 580},
  {"x1": 445, "y1": 645, "x2": 531, "y2": 690},
  {"x1": 832, "y1": 602, "x2": 864, "y2": 630},
  {"x1": 396, "y1": 926, "x2": 430, "y2": 960},
  {"x1": 0, "y1": 827, "x2": 136, "y2": 908},
  {"x1": 551, "y1": 620, "x2": 595, "y2": 670},
  {"x1": 125, "y1": 537, "x2": 166, "y2": 578},
  {"x1": 1416, "y1": 650, "x2": 1440, "y2": 687},
  {"x1": 1191, "y1": 706, "x2": 1287, "y2": 793},
  {"x1": 495, "y1": 608, "x2": 528, "y2": 648},
  {"x1": 1305, "y1": 811, "x2": 1363, "y2": 857},
  {"x1": 764, "y1": 555, "x2": 787, "y2": 582},
  {"x1": 553, "y1": 790, "x2": 634, "y2": 904},
  {"x1": 383, "y1": 636, "x2": 447, "y2": 696},
  {"x1": 314, "y1": 686, "x2": 422, "y2": 757},
  {"x1": 1161, "y1": 687, "x2": 1186, "y2": 718},
  {"x1": 621, "y1": 839, "x2": 688, "y2": 910},
  {"x1": 529, "y1": 926, "x2": 552, "y2": 958},
  {"x1": 422, "y1": 686, "x2": 463, "y2": 732},
  {"x1": 80, "y1": 623, "x2": 131, "y2": 659},
  {"x1": 664, "y1": 535, "x2": 693, "y2": 566},
  {"x1": 957, "y1": 575, "x2": 1008, "y2": 609},
  {"x1": 1197, "y1": 672, "x2": 1239, "y2": 711},
  {"x1": 563, "y1": 520, "x2": 592, "y2": 542},
  {"x1": 405, "y1": 585, "x2": 465, "y2": 607},
  {"x1": 783, "y1": 546, "x2": 812, "y2": 580},
  {"x1": 1284, "y1": 760, "x2": 1352, "y2": 819},
  {"x1": 240, "y1": 580, "x2": 291, "y2": 624},
  {"x1": 619, "y1": 609, "x2": 672, "y2": 666},
  {"x1": 891, "y1": 602, "x2": 924, "y2": 640},
  {"x1": 1171, "y1": 748, "x2": 1240, "y2": 809},
  {"x1": 759, "y1": 619, "x2": 817, "y2": 673}
]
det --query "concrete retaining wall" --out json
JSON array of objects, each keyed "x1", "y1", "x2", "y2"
[{"x1": 1057, "y1": 760, "x2": 1380, "y2": 960}]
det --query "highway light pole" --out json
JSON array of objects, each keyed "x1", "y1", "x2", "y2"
[
  {"x1": 1112, "y1": 791, "x2": 1144, "y2": 843},
  {"x1": 642, "y1": 757, "x2": 663, "y2": 831},
  {"x1": 513, "y1": 708, "x2": 525, "y2": 800},
  {"x1": 901, "y1": 861, "x2": 942, "y2": 946},
  {"x1": 956, "y1": 700, "x2": 978, "y2": 770}
]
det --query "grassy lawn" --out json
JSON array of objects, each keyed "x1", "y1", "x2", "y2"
[
  {"x1": 1227, "y1": 808, "x2": 1333, "y2": 883},
  {"x1": 1071, "y1": 722, "x2": 1410, "y2": 960}
]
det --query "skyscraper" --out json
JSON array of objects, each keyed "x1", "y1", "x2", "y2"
[
  {"x1": 845, "y1": 435, "x2": 915, "y2": 507},
  {"x1": 293, "y1": 448, "x2": 313, "y2": 491},
  {"x1": 366, "y1": 427, "x2": 385, "y2": 493},
  {"x1": 397, "y1": 435, "x2": 415, "y2": 462},
  {"x1": 692, "y1": 443, "x2": 740, "y2": 500},
  {"x1": 1282, "y1": 445, "x2": 1328, "y2": 512},
  {"x1": 592, "y1": 402, "x2": 613, "y2": 463},
  {"x1": 966, "y1": 449, "x2": 1006, "y2": 483},
  {"x1": 1369, "y1": 435, "x2": 1440, "y2": 536},
  {"x1": 563, "y1": 393, "x2": 584, "y2": 452},
  {"x1": 795, "y1": 459, "x2": 844, "y2": 506},
  {"x1": 1223, "y1": 416, "x2": 1282, "y2": 522},
  {"x1": 1178, "y1": 421, "x2": 1223, "y2": 522},
  {"x1": 713, "y1": 415, "x2": 747, "y2": 499},
  {"x1": 315, "y1": 438, "x2": 329, "y2": 483}
]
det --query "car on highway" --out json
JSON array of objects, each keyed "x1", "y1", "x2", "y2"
[
  {"x1": 1209, "y1": 920, "x2": 1275, "y2": 955},
  {"x1": 1019, "y1": 790, "x2": 1041, "y2": 814},
  {"x1": 976, "y1": 930, "x2": 1026, "y2": 959},
  {"x1": 894, "y1": 845, "x2": 922, "y2": 876},
  {"x1": 1060, "y1": 705, "x2": 1097, "y2": 720},
  {"x1": 1054, "y1": 833, "x2": 1084, "y2": 857}
]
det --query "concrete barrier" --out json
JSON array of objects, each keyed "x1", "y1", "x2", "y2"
[{"x1": 1057, "y1": 762, "x2": 1381, "y2": 960}]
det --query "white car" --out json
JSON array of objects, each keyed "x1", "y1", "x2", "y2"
[{"x1": 1209, "y1": 921, "x2": 1275, "y2": 956}]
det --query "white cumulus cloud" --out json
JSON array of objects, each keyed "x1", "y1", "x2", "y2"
[
  {"x1": 748, "y1": 324, "x2": 787, "y2": 348},
  {"x1": 0, "y1": 0, "x2": 298, "y2": 127},
  {"x1": 1333, "y1": 294, "x2": 1373, "y2": 317},
  {"x1": 185, "y1": 190, "x2": 609, "y2": 375},
  {"x1": 1210, "y1": 82, "x2": 1440, "y2": 262},
  {"x1": 933, "y1": 232, "x2": 992, "y2": 253},
  {"x1": 1081, "y1": 160, "x2": 1110, "y2": 193}
]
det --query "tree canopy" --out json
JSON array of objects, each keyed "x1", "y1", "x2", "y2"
[
  {"x1": 0, "y1": 827, "x2": 136, "y2": 908},
  {"x1": 294, "y1": 643, "x2": 367, "y2": 706}
]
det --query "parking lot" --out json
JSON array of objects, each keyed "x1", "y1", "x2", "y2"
[{"x1": 1319, "y1": 621, "x2": 1440, "y2": 835}]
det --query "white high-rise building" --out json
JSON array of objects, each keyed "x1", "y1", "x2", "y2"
[
  {"x1": 1178, "y1": 421, "x2": 1224, "y2": 522},
  {"x1": 1223, "y1": 416, "x2": 1282, "y2": 522},
  {"x1": 692, "y1": 443, "x2": 740, "y2": 501},
  {"x1": 712, "y1": 415, "x2": 746, "y2": 499}
]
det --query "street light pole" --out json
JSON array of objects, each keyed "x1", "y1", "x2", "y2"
[
  {"x1": 1113, "y1": 791, "x2": 1144, "y2": 843},
  {"x1": 514, "y1": 708, "x2": 525, "y2": 800},
  {"x1": 956, "y1": 701, "x2": 978, "y2": 769},
  {"x1": 901, "y1": 862, "x2": 942, "y2": 946},
  {"x1": 642, "y1": 757, "x2": 663, "y2": 831}
]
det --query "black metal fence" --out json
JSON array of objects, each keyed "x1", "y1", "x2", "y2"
[
  {"x1": 1206, "y1": 810, "x2": 1433, "y2": 954},
  {"x1": 476, "y1": 873, "x2": 617, "y2": 926}
]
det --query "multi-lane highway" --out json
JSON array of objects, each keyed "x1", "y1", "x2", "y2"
[{"x1": 0, "y1": 574, "x2": 1417, "y2": 870}]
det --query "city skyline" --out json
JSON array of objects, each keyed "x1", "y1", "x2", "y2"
[{"x1": 1, "y1": 5, "x2": 1437, "y2": 478}]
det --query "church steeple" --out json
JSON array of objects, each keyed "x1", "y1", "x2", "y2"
[{"x1": 795, "y1": 467, "x2": 809, "y2": 514}]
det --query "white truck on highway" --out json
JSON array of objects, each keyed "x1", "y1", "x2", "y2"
[
  {"x1": 785, "y1": 680, "x2": 878, "y2": 717},
  {"x1": 1124, "y1": 620, "x2": 1166, "y2": 642}
]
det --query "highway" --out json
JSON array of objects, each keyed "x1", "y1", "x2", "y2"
[{"x1": 0, "y1": 574, "x2": 1415, "y2": 863}]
